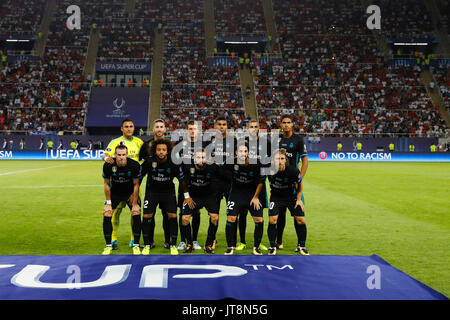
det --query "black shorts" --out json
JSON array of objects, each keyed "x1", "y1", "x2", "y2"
[
  {"x1": 214, "y1": 180, "x2": 230, "y2": 202},
  {"x1": 111, "y1": 193, "x2": 141, "y2": 211},
  {"x1": 226, "y1": 193, "x2": 263, "y2": 218},
  {"x1": 143, "y1": 192, "x2": 177, "y2": 214},
  {"x1": 181, "y1": 195, "x2": 220, "y2": 215},
  {"x1": 268, "y1": 198, "x2": 304, "y2": 217},
  {"x1": 177, "y1": 188, "x2": 184, "y2": 209}
]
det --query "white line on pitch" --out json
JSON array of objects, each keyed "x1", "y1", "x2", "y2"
[{"x1": 0, "y1": 164, "x2": 70, "y2": 176}]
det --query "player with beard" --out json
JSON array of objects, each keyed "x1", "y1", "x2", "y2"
[
  {"x1": 139, "y1": 119, "x2": 171, "y2": 249},
  {"x1": 101, "y1": 145, "x2": 142, "y2": 255},
  {"x1": 140, "y1": 139, "x2": 187, "y2": 255},
  {"x1": 103, "y1": 119, "x2": 144, "y2": 250},
  {"x1": 179, "y1": 149, "x2": 221, "y2": 254},
  {"x1": 176, "y1": 120, "x2": 209, "y2": 251}
]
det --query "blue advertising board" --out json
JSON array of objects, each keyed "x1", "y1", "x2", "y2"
[
  {"x1": 310, "y1": 152, "x2": 450, "y2": 162},
  {"x1": 85, "y1": 87, "x2": 150, "y2": 127},
  {"x1": 0, "y1": 150, "x2": 104, "y2": 160},
  {"x1": 1, "y1": 151, "x2": 450, "y2": 161}
]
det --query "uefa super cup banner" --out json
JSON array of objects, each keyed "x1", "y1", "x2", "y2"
[
  {"x1": 85, "y1": 87, "x2": 150, "y2": 127},
  {"x1": 95, "y1": 62, "x2": 151, "y2": 73},
  {"x1": 0, "y1": 255, "x2": 446, "y2": 300}
]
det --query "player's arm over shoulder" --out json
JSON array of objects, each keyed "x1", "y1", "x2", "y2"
[
  {"x1": 104, "y1": 138, "x2": 121, "y2": 158},
  {"x1": 134, "y1": 137, "x2": 144, "y2": 148}
]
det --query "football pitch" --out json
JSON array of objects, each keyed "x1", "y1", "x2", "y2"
[{"x1": 0, "y1": 160, "x2": 448, "y2": 297}]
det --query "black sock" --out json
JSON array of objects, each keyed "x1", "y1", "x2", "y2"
[
  {"x1": 192, "y1": 213, "x2": 200, "y2": 242},
  {"x1": 225, "y1": 221, "x2": 236, "y2": 248},
  {"x1": 206, "y1": 219, "x2": 218, "y2": 247},
  {"x1": 142, "y1": 217, "x2": 152, "y2": 246},
  {"x1": 178, "y1": 214, "x2": 185, "y2": 242},
  {"x1": 295, "y1": 222, "x2": 307, "y2": 247},
  {"x1": 162, "y1": 211, "x2": 169, "y2": 243},
  {"x1": 232, "y1": 218, "x2": 238, "y2": 246},
  {"x1": 232, "y1": 220, "x2": 238, "y2": 247},
  {"x1": 132, "y1": 215, "x2": 141, "y2": 245},
  {"x1": 149, "y1": 215, "x2": 155, "y2": 243},
  {"x1": 183, "y1": 223, "x2": 192, "y2": 246},
  {"x1": 168, "y1": 217, "x2": 178, "y2": 246},
  {"x1": 254, "y1": 221, "x2": 264, "y2": 248},
  {"x1": 103, "y1": 216, "x2": 112, "y2": 245},
  {"x1": 268, "y1": 223, "x2": 277, "y2": 248},
  {"x1": 239, "y1": 211, "x2": 247, "y2": 244},
  {"x1": 276, "y1": 211, "x2": 286, "y2": 244}
]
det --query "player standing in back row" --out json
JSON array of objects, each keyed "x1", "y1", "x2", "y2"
[{"x1": 276, "y1": 114, "x2": 308, "y2": 249}]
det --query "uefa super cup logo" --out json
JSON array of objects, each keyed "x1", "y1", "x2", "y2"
[{"x1": 112, "y1": 97, "x2": 126, "y2": 115}]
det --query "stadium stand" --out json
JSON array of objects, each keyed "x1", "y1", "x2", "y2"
[
  {"x1": 435, "y1": 0, "x2": 449, "y2": 34},
  {"x1": 214, "y1": 0, "x2": 267, "y2": 35},
  {"x1": 97, "y1": 18, "x2": 154, "y2": 62},
  {"x1": 0, "y1": 0, "x2": 46, "y2": 35},
  {"x1": 158, "y1": 0, "x2": 246, "y2": 130},
  {"x1": 253, "y1": 0, "x2": 449, "y2": 137},
  {"x1": 0, "y1": 0, "x2": 448, "y2": 138},
  {"x1": 374, "y1": 0, "x2": 434, "y2": 40},
  {"x1": 432, "y1": 65, "x2": 450, "y2": 111}
]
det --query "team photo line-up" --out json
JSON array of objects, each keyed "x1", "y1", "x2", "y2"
[{"x1": 101, "y1": 114, "x2": 309, "y2": 256}]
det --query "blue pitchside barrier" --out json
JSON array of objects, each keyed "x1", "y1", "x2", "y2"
[
  {"x1": 310, "y1": 152, "x2": 450, "y2": 162},
  {"x1": 0, "y1": 255, "x2": 446, "y2": 300},
  {"x1": 2, "y1": 151, "x2": 450, "y2": 162}
]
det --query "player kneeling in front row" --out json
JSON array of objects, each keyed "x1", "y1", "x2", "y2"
[
  {"x1": 224, "y1": 144, "x2": 266, "y2": 256},
  {"x1": 140, "y1": 139, "x2": 186, "y2": 255},
  {"x1": 102, "y1": 145, "x2": 142, "y2": 255},
  {"x1": 180, "y1": 149, "x2": 221, "y2": 254},
  {"x1": 267, "y1": 149, "x2": 308, "y2": 255}
]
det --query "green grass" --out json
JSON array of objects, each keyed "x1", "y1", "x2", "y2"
[{"x1": 0, "y1": 160, "x2": 449, "y2": 296}]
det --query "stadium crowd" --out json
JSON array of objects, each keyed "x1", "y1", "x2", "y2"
[
  {"x1": 0, "y1": 0, "x2": 45, "y2": 35},
  {"x1": 0, "y1": 0, "x2": 448, "y2": 138},
  {"x1": 158, "y1": 0, "x2": 246, "y2": 130},
  {"x1": 432, "y1": 66, "x2": 450, "y2": 112},
  {"x1": 215, "y1": 0, "x2": 266, "y2": 35},
  {"x1": 97, "y1": 18, "x2": 154, "y2": 62},
  {"x1": 375, "y1": 0, "x2": 434, "y2": 40},
  {"x1": 252, "y1": 0, "x2": 448, "y2": 137}
]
